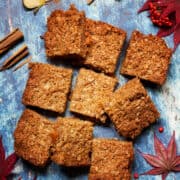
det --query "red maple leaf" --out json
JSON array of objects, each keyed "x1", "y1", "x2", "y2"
[
  {"x1": 0, "y1": 136, "x2": 18, "y2": 180},
  {"x1": 138, "y1": 131, "x2": 180, "y2": 180},
  {"x1": 138, "y1": 0, "x2": 180, "y2": 51}
]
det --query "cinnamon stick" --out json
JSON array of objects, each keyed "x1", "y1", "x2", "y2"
[
  {"x1": 13, "y1": 56, "x2": 31, "y2": 71},
  {"x1": 87, "y1": 0, "x2": 95, "y2": 5},
  {"x1": 0, "y1": 28, "x2": 23, "y2": 55},
  {"x1": 0, "y1": 45, "x2": 29, "y2": 71}
]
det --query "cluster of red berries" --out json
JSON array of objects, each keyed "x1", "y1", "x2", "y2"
[{"x1": 149, "y1": 2, "x2": 173, "y2": 27}]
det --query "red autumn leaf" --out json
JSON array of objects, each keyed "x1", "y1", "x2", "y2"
[
  {"x1": 154, "y1": 133, "x2": 167, "y2": 162},
  {"x1": 0, "y1": 136, "x2": 18, "y2": 179},
  {"x1": 138, "y1": 131, "x2": 180, "y2": 180},
  {"x1": 4, "y1": 153, "x2": 18, "y2": 176},
  {"x1": 175, "y1": 2, "x2": 180, "y2": 24},
  {"x1": 157, "y1": 26, "x2": 175, "y2": 37},
  {"x1": 162, "y1": 173, "x2": 168, "y2": 180},
  {"x1": 157, "y1": 17, "x2": 176, "y2": 37},
  {"x1": 173, "y1": 166, "x2": 180, "y2": 171},
  {"x1": 160, "y1": 3, "x2": 175, "y2": 18},
  {"x1": 172, "y1": 156, "x2": 180, "y2": 167},
  {"x1": 138, "y1": 0, "x2": 180, "y2": 51},
  {"x1": 174, "y1": 24, "x2": 180, "y2": 51},
  {"x1": 141, "y1": 167, "x2": 164, "y2": 175},
  {"x1": 0, "y1": 136, "x2": 5, "y2": 163},
  {"x1": 167, "y1": 131, "x2": 176, "y2": 163},
  {"x1": 157, "y1": 0, "x2": 174, "y2": 6},
  {"x1": 138, "y1": 0, "x2": 152, "y2": 13},
  {"x1": 138, "y1": 150, "x2": 165, "y2": 168}
]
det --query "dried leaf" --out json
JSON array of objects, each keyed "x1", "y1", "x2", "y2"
[
  {"x1": 138, "y1": 151, "x2": 165, "y2": 168},
  {"x1": 175, "y1": 3, "x2": 180, "y2": 24},
  {"x1": 0, "y1": 136, "x2": 18, "y2": 179},
  {"x1": 162, "y1": 173, "x2": 168, "y2": 180},
  {"x1": 0, "y1": 136, "x2": 5, "y2": 163},
  {"x1": 157, "y1": 26, "x2": 175, "y2": 37},
  {"x1": 139, "y1": 132, "x2": 180, "y2": 179},
  {"x1": 157, "y1": 0, "x2": 174, "y2": 6},
  {"x1": 172, "y1": 156, "x2": 180, "y2": 167},
  {"x1": 174, "y1": 23, "x2": 180, "y2": 51},
  {"x1": 0, "y1": 177, "x2": 6, "y2": 180},
  {"x1": 138, "y1": 0, "x2": 152, "y2": 13},
  {"x1": 141, "y1": 167, "x2": 164, "y2": 175},
  {"x1": 154, "y1": 133, "x2": 167, "y2": 162},
  {"x1": 173, "y1": 166, "x2": 180, "y2": 171},
  {"x1": 167, "y1": 131, "x2": 176, "y2": 163},
  {"x1": 160, "y1": 3, "x2": 175, "y2": 18},
  {"x1": 4, "y1": 153, "x2": 18, "y2": 176}
]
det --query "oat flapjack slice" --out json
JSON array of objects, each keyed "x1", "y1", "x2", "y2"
[
  {"x1": 84, "y1": 19, "x2": 126, "y2": 75},
  {"x1": 14, "y1": 109, "x2": 56, "y2": 166},
  {"x1": 106, "y1": 78, "x2": 160, "y2": 139},
  {"x1": 70, "y1": 68, "x2": 117, "y2": 123},
  {"x1": 44, "y1": 5, "x2": 87, "y2": 59},
  {"x1": 51, "y1": 117, "x2": 93, "y2": 166},
  {"x1": 89, "y1": 138, "x2": 134, "y2": 180},
  {"x1": 22, "y1": 62, "x2": 72, "y2": 114},
  {"x1": 120, "y1": 30, "x2": 172, "y2": 85}
]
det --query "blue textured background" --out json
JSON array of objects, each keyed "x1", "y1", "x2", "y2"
[{"x1": 0, "y1": 0, "x2": 180, "y2": 179}]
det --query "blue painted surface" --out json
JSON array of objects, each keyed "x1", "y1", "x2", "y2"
[{"x1": 0, "y1": 0, "x2": 180, "y2": 179}]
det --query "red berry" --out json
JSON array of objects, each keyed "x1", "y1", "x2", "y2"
[
  {"x1": 153, "y1": 5, "x2": 157, "y2": 10},
  {"x1": 168, "y1": 22, "x2": 173, "y2": 26},
  {"x1": 165, "y1": 17, "x2": 169, "y2": 21},
  {"x1": 165, "y1": 21, "x2": 170, "y2": 25},
  {"x1": 149, "y1": 2, "x2": 154, "y2": 9},
  {"x1": 158, "y1": 22, "x2": 162, "y2": 26},
  {"x1": 156, "y1": 12, "x2": 160, "y2": 17},
  {"x1": 159, "y1": 127, "x2": 164, "y2": 133},
  {"x1": 151, "y1": 16, "x2": 155, "y2": 21},
  {"x1": 134, "y1": 172, "x2": 139, "y2": 179}
]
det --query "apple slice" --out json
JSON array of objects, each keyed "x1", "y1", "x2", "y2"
[{"x1": 23, "y1": 0, "x2": 46, "y2": 9}]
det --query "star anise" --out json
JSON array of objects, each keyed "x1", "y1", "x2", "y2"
[
  {"x1": 138, "y1": 0, "x2": 180, "y2": 51},
  {"x1": 138, "y1": 131, "x2": 180, "y2": 180},
  {"x1": 0, "y1": 136, "x2": 18, "y2": 180}
]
